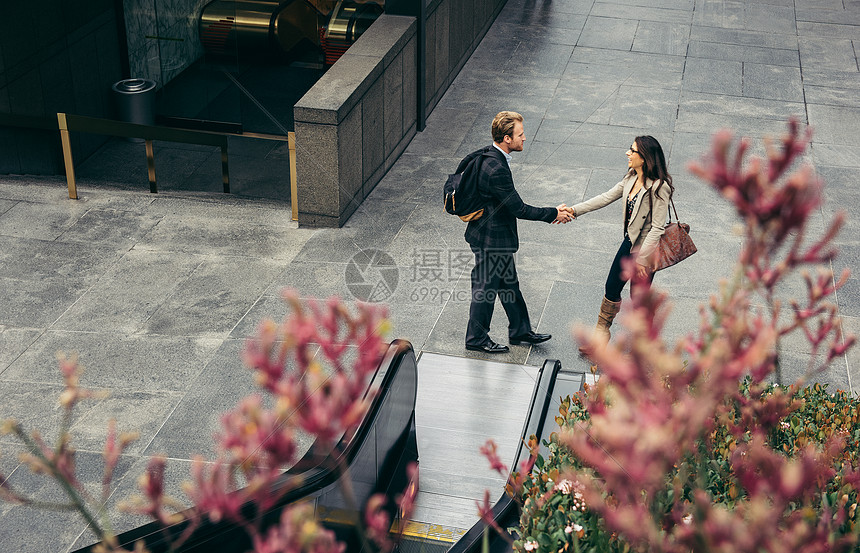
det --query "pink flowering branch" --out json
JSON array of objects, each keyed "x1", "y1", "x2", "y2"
[
  {"x1": 0, "y1": 355, "x2": 135, "y2": 546},
  {"x1": 1, "y1": 292, "x2": 396, "y2": 553},
  {"x1": 557, "y1": 120, "x2": 859, "y2": 552},
  {"x1": 252, "y1": 503, "x2": 345, "y2": 553},
  {"x1": 362, "y1": 462, "x2": 418, "y2": 553},
  {"x1": 176, "y1": 291, "x2": 392, "y2": 551},
  {"x1": 480, "y1": 440, "x2": 508, "y2": 476}
]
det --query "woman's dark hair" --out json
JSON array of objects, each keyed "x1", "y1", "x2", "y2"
[{"x1": 630, "y1": 135, "x2": 674, "y2": 197}]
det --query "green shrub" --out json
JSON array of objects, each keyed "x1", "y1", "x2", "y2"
[{"x1": 515, "y1": 380, "x2": 860, "y2": 553}]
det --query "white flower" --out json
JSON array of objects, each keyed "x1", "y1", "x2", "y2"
[
  {"x1": 554, "y1": 479, "x2": 573, "y2": 494},
  {"x1": 524, "y1": 540, "x2": 539, "y2": 551},
  {"x1": 565, "y1": 523, "x2": 583, "y2": 534},
  {"x1": 682, "y1": 514, "x2": 693, "y2": 525}
]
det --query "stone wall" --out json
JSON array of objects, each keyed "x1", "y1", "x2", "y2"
[
  {"x1": 424, "y1": 0, "x2": 507, "y2": 114},
  {"x1": 122, "y1": 0, "x2": 209, "y2": 87},
  {"x1": 293, "y1": 0, "x2": 508, "y2": 227},
  {"x1": 294, "y1": 15, "x2": 418, "y2": 227}
]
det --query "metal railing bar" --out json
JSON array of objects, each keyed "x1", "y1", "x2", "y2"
[
  {"x1": 53, "y1": 113, "x2": 295, "y2": 208},
  {"x1": 0, "y1": 113, "x2": 57, "y2": 130},
  {"x1": 63, "y1": 114, "x2": 228, "y2": 147}
]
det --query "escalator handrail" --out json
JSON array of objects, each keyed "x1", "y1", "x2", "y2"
[{"x1": 74, "y1": 339, "x2": 418, "y2": 553}]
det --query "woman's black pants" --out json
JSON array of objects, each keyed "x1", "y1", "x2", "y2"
[{"x1": 605, "y1": 237, "x2": 654, "y2": 302}]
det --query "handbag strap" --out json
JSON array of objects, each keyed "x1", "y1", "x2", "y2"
[{"x1": 649, "y1": 183, "x2": 680, "y2": 223}]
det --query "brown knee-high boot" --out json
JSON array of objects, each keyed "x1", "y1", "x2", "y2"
[{"x1": 579, "y1": 297, "x2": 621, "y2": 353}]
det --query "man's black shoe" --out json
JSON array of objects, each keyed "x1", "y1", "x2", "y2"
[
  {"x1": 465, "y1": 341, "x2": 510, "y2": 354},
  {"x1": 509, "y1": 331, "x2": 552, "y2": 345}
]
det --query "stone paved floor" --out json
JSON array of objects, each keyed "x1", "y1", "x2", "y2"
[{"x1": 2, "y1": 0, "x2": 860, "y2": 551}]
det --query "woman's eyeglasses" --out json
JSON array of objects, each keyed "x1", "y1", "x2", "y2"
[{"x1": 628, "y1": 148, "x2": 640, "y2": 156}]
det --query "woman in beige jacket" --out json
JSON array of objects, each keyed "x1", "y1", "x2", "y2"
[{"x1": 571, "y1": 135, "x2": 673, "y2": 349}]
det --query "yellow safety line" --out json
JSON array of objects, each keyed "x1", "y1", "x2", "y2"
[
  {"x1": 396, "y1": 520, "x2": 467, "y2": 543},
  {"x1": 316, "y1": 507, "x2": 466, "y2": 544}
]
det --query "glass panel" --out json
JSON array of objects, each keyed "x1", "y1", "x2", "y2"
[{"x1": 120, "y1": 0, "x2": 384, "y2": 135}]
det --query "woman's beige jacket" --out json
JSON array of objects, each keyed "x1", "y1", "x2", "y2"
[{"x1": 572, "y1": 172, "x2": 671, "y2": 268}]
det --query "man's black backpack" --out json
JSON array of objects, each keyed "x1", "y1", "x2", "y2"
[{"x1": 443, "y1": 148, "x2": 488, "y2": 222}]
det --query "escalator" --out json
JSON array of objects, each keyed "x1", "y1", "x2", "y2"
[
  {"x1": 72, "y1": 339, "x2": 419, "y2": 553},
  {"x1": 414, "y1": 360, "x2": 588, "y2": 553},
  {"x1": 71, "y1": 343, "x2": 584, "y2": 553}
]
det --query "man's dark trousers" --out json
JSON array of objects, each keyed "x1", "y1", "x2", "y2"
[
  {"x1": 462, "y1": 145, "x2": 556, "y2": 347},
  {"x1": 465, "y1": 246, "x2": 531, "y2": 347}
]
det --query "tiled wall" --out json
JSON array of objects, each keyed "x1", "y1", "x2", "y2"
[
  {"x1": 424, "y1": 0, "x2": 506, "y2": 114},
  {"x1": 0, "y1": 0, "x2": 122, "y2": 174},
  {"x1": 123, "y1": 0, "x2": 209, "y2": 87}
]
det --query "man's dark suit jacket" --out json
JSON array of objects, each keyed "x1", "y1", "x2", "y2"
[{"x1": 464, "y1": 145, "x2": 557, "y2": 252}]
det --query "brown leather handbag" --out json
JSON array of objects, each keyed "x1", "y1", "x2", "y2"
[{"x1": 650, "y1": 187, "x2": 697, "y2": 271}]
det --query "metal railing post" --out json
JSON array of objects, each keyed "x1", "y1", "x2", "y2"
[
  {"x1": 289, "y1": 131, "x2": 298, "y2": 221},
  {"x1": 221, "y1": 144, "x2": 230, "y2": 193},
  {"x1": 145, "y1": 139, "x2": 157, "y2": 193},
  {"x1": 57, "y1": 113, "x2": 78, "y2": 199}
]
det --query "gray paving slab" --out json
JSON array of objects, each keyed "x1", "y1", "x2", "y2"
[
  {"x1": 0, "y1": 381, "x2": 75, "y2": 445},
  {"x1": 804, "y1": 84, "x2": 860, "y2": 108},
  {"x1": 0, "y1": 449, "x2": 138, "y2": 553},
  {"x1": 592, "y1": 2, "x2": 693, "y2": 24},
  {"x1": 689, "y1": 25, "x2": 798, "y2": 49},
  {"x1": 800, "y1": 36, "x2": 859, "y2": 71},
  {"x1": 798, "y1": 20, "x2": 860, "y2": 40},
  {"x1": 577, "y1": 16, "x2": 638, "y2": 50},
  {"x1": 0, "y1": 326, "x2": 42, "y2": 373},
  {"x1": 0, "y1": 201, "x2": 92, "y2": 240},
  {"x1": 743, "y1": 63, "x2": 804, "y2": 102},
  {"x1": 3, "y1": 330, "x2": 222, "y2": 391},
  {"x1": 688, "y1": 41, "x2": 800, "y2": 66},
  {"x1": 632, "y1": 21, "x2": 692, "y2": 56},
  {"x1": 811, "y1": 142, "x2": 860, "y2": 168},
  {"x1": 797, "y1": 5, "x2": 860, "y2": 25},
  {"x1": 66, "y1": 456, "x2": 196, "y2": 551},
  {"x1": 50, "y1": 250, "x2": 203, "y2": 333},
  {"x1": 807, "y1": 104, "x2": 860, "y2": 145},
  {"x1": 567, "y1": 48, "x2": 687, "y2": 88},
  {"x1": 3, "y1": 0, "x2": 860, "y2": 550},
  {"x1": 501, "y1": 41, "x2": 575, "y2": 78},
  {"x1": 141, "y1": 339, "x2": 279, "y2": 459}
]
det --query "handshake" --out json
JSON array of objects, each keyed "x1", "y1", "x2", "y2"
[{"x1": 552, "y1": 204, "x2": 576, "y2": 224}]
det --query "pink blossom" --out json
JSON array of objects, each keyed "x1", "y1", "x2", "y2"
[
  {"x1": 364, "y1": 494, "x2": 393, "y2": 552},
  {"x1": 183, "y1": 457, "x2": 244, "y2": 524},
  {"x1": 101, "y1": 420, "x2": 138, "y2": 502},
  {"x1": 476, "y1": 489, "x2": 507, "y2": 539},
  {"x1": 253, "y1": 503, "x2": 345, "y2": 553},
  {"x1": 396, "y1": 462, "x2": 419, "y2": 523},
  {"x1": 480, "y1": 440, "x2": 508, "y2": 475}
]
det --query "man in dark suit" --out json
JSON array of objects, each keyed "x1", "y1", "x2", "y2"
[{"x1": 464, "y1": 111, "x2": 572, "y2": 353}]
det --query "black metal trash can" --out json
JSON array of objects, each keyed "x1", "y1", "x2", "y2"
[{"x1": 112, "y1": 78, "x2": 156, "y2": 142}]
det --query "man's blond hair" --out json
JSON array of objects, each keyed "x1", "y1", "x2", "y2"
[{"x1": 491, "y1": 111, "x2": 523, "y2": 144}]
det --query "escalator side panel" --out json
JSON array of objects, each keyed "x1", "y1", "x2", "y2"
[{"x1": 71, "y1": 340, "x2": 418, "y2": 553}]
